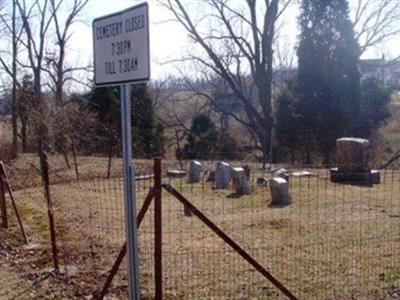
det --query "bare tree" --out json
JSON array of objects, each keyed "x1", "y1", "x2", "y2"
[
  {"x1": 17, "y1": 0, "x2": 55, "y2": 98},
  {"x1": 352, "y1": 0, "x2": 400, "y2": 54},
  {"x1": 0, "y1": 0, "x2": 24, "y2": 158},
  {"x1": 42, "y1": 0, "x2": 89, "y2": 169},
  {"x1": 160, "y1": 0, "x2": 292, "y2": 167},
  {"x1": 11, "y1": 0, "x2": 17, "y2": 158},
  {"x1": 45, "y1": 0, "x2": 89, "y2": 106},
  {"x1": 15, "y1": 0, "x2": 58, "y2": 153},
  {"x1": 151, "y1": 77, "x2": 210, "y2": 160}
]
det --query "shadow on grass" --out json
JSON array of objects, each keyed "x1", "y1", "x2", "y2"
[
  {"x1": 226, "y1": 192, "x2": 246, "y2": 199},
  {"x1": 267, "y1": 198, "x2": 292, "y2": 209},
  {"x1": 334, "y1": 181, "x2": 375, "y2": 188}
]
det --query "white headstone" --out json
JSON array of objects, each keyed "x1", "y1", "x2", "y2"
[
  {"x1": 215, "y1": 161, "x2": 231, "y2": 189},
  {"x1": 231, "y1": 167, "x2": 250, "y2": 195},
  {"x1": 187, "y1": 160, "x2": 202, "y2": 183},
  {"x1": 270, "y1": 177, "x2": 290, "y2": 205},
  {"x1": 273, "y1": 168, "x2": 289, "y2": 182}
]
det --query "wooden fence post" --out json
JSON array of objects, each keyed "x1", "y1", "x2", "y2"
[
  {"x1": 40, "y1": 148, "x2": 59, "y2": 271},
  {"x1": 154, "y1": 158, "x2": 163, "y2": 300},
  {"x1": 0, "y1": 171, "x2": 8, "y2": 229},
  {"x1": 0, "y1": 161, "x2": 27, "y2": 243}
]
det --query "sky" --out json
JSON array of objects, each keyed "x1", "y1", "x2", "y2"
[
  {"x1": 72, "y1": 0, "x2": 189, "y2": 81},
  {"x1": 71, "y1": 0, "x2": 399, "y2": 83},
  {"x1": 2, "y1": 0, "x2": 399, "y2": 90}
]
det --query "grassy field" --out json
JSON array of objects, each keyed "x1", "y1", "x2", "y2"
[{"x1": 1, "y1": 154, "x2": 400, "y2": 299}]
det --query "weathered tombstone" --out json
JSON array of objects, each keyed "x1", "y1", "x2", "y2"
[
  {"x1": 231, "y1": 167, "x2": 250, "y2": 195},
  {"x1": 269, "y1": 177, "x2": 290, "y2": 206},
  {"x1": 257, "y1": 177, "x2": 268, "y2": 187},
  {"x1": 242, "y1": 165, "x2": 251, "y2": 180},
  {"x1": 214, "y1": 161, "x2": 231, "y2": 189},
  {"x1": 292, "y1": 170, "x2": 314, "y2": 177},
  {"x1": 167, "y1": 169, "x2": 187, "y2": 178},
  {"x1": 206, "y1": 170, "x2": 215, "y2": 182},
  {"x1": 273, "y1": 168, "x2": 289, "y2": 182},
  {"x1": 330, "y1": 137, "x2": 380, "y2": 184},
  {"x1": 337, "y1": 137, "x2": 370, "y2": 171},
  {"x1": 187, "y1": 160, "x2": 202, "y2": 183}
]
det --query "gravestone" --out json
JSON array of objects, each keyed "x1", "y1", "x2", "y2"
[
  {"x1": 187, "y1": 160, "x2": 202, "y2": 183},
  {"x1": 273, "y1": 168, "x2": 289, "y2": 182},
  {"x1": 257, "y1": 177, "x2": 268, "y2": 186},
  {"x1": 167, "y1": 169, "x2": 187, "y2": 178},
  {"x1": 269, "y1": 177, "x2": 290, "y2": 205},
  {"x1": 330, "y1": 137, "x2": 380, "y2": 184},
  {"x1": 337, "y1": 137, "x2": 370, "y2": 171},
  {"x1": 231, "y1": 167, "x2": 250, "y2": 195},
  {"x1": 242, "y1": 165, "x2": 251, "y2": 180},
  {"x1": 206, "y1": 170, "x2": 215, "y2": 182},
  {"x1": 214, "y1": 161, "x2": 231, "y2": 189},
  {"x1": 292, "y1": 171, "x2": 314, "y2": 177}
]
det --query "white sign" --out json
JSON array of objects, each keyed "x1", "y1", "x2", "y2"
[{"x1": 93, "y1": 3, "x2": 150, "y2": 86}]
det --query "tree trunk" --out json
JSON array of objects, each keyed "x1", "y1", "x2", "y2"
[
  {"x1": 323, "y1": 147, "x2": 331, "y2": 167},
  {"x1": 107, "y1": 141, "x2": 113, "y2": 179},
  {"x1": 259, "y1": 127, "x2": 272, "y2": 170},
  {"x1": 56, "y1": 42, "x2": 64, "y2": 106},
  {"x1": 11, "y1": 0, "x2": 18, "y2": 159},
  {"x1": 175, "y1": 129, "x2": 183, "y2": 170},
  {"x1": 304, "y1": 132, "x2": 312, "y2": 165},
  {"x1": 290, "y1": 149, "x2": 295, "y2": 165},
  {"x1": 20, "y1": 116, "x2": 27, "y2": 152},
  {"x1": 71, "y1": 142, "x2": 79, "y2": 181},
  {"x1": 63, "y1": 151, "x2": 71, "y2": 169}
]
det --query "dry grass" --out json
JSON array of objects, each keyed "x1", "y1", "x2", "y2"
[{"x1": 2, "y1": 155, "x2": 400, "y2": 299}]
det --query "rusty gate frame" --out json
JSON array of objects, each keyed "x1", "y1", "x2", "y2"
[{"x1": 97, "y1": 158, "x2": 298, "y2": 300}]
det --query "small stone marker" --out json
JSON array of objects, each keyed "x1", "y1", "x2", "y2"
[
  {"x1": 214, "y1": 161, "x2": 231, "y2": 189},
  {"x1": 231, "y1": 167, "x2": 250, "y2": 195},
  {"x1": 167, "y1": 169, "x2": 187, "y2": 178},
  {"x1": 187, "y1": 160, "x2": 202, "y2": 183},
  {"x1": 206, "y1": 170, "x2": 215, "y2": 182},
  {"x1": 270, "y1": 177, "x2": 290, "y2": 206},
  {"x1": 292, "y1": 171, "x2": 314, "y2": 177},
  {"x1": 273, "y1": 168, "x2": 289, "y2": 182},
  {"x1": 242, "y1": 165, "x2": 251, "y2": 180},
  {"x1": 257, "y1": 177, "x2": 268, "y2": 186}
]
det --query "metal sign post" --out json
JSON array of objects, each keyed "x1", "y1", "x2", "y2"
[
  {"x1": 121, "y1": 84, "x2": 141, "y2": 300},
  {"x1": 93, "y1": 3, "x2": 150, "y2": 299}
]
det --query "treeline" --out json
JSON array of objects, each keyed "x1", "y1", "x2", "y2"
[
  {"x1": 0, "y1": 78, "x2": 164, "y2": 162},
  {"x1": 177, "y1": 114, "x2": 243, "y2": 161},
  {"x1": 87, "y1": 84, "x2": 165, "y2": 158},
  {"x1": 0, "y1": 0, "x2": 396, "y2": 166},
  {"x1": 274, "y1": 0, "x2": 392, "y2": 164}
]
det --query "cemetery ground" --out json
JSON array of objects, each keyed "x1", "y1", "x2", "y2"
[{"x1": 0, "y1": 154, "x2": 399, "y2": 299}]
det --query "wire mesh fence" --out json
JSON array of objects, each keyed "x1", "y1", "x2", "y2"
[
  {"x1": 1, "y1": 156, "x2": 400, "y2": 299},
  {"x1": 156, "y1": 165, "x2": 400, "y2": 299}
]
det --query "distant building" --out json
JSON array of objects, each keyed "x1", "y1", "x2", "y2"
[{"x1": 359, "y1": 58, "x2": 400, "y2": 90}]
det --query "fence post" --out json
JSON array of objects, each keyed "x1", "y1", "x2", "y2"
[
  {"x1": 154, "y1": 158, "x2": 162, "y2": 300},
  {"x1": 0, "y1": 171, "x2": 8, "y2": 229},
  {"x1": 184, "y1": 203, "x2": 192, "y2": 217},
  {"x1": 40, "y1": 148, "x2": 59, "y2": 271}
]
